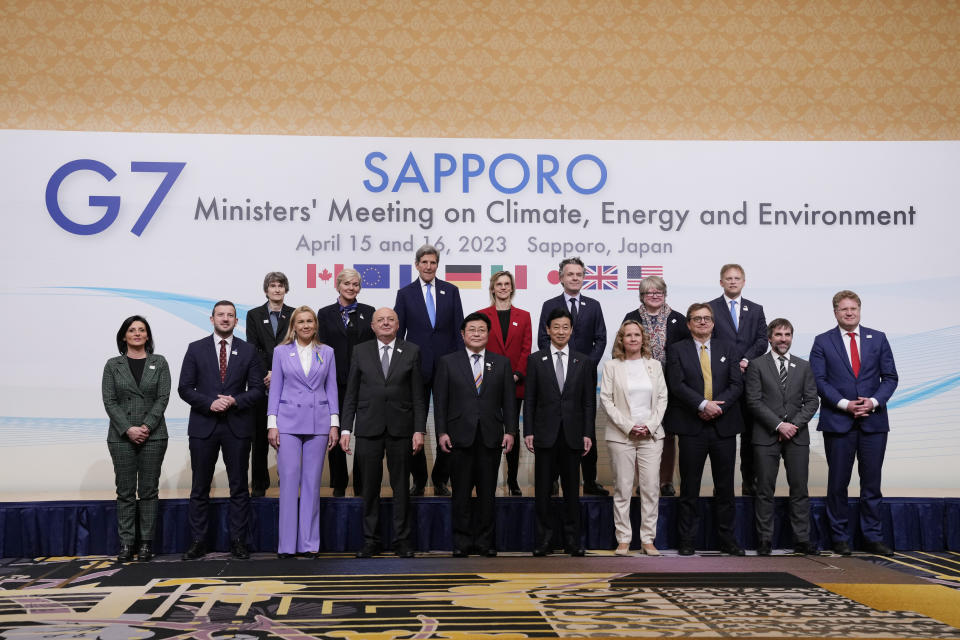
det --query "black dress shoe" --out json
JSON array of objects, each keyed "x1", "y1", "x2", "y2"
[
  {"x1": 832, "y1": 541, "x2": 852, "y2": 556},
  {"x1": 332, "y1": 488, "x2": 346, "y2": 497},
  {"x1": 660, "y1": 483, "x2": 676, "y2": 497},
  {"x1": 793, "y1": 541, "x2": 820, "y2": 556},
  {"x1": 719, "y1": 542, "x2": 746, "y2": 556},
  {"x1": 433, "y1": 482, "x2": 451, "y2": 497},
  {"x1": 756, "y1": 540, "x2": 772, "y2": 556},
  {"x1": 182, "y1": 540, "x2": 207, "y2": 560},
  {"x1": 277, "y1": 552, "x2": 295, "y2": 559},
  {"x1": 583, "y1": 483, "x2": 609, "y2": 496},
  {"x1": 533, "y1": 546, "x2": 550, "y2": 557},
  {"x1": 508, "y1": 483, "x2": 522, "y2": 496},
  {"x1": 565, "y1": 547, "x2": 586, "y2": 557},
  {"x1": 863, "y1": 540, "x2": 894, "y2": 556},
  {"x1": 483, "y1": 548, "x2": 498, "y2": 557},
  {"x1": 356, "y1": 544, "x2": 382, "y2": 558},
  {"x1": 452, "y1": 548, "x2": 469, "y2": 558},
  {"x1": 251, "y1": 487, "x2": 266, "y2": 498},
  {"x1": 137, "y1": 541, "x2": 153, "y2": 562},
  {"x1": 409, "y1": 484, "x2": 425, "y2": 497},
  {"x1": 230, "y1": 539, "x2": 250, "y2": 560},
  {"x1": 395, "y1": 544, "x2": 415, "y2": 558},
  {"x1": 677, "y1": 544, "x2": 695, "y2": 556},
  {"x1": 117, "y1": 543, "x2": 135, "y2": 563}
]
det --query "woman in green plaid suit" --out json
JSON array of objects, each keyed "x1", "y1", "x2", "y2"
[{"x1": 102, "y1": 315, "x2": 170, "y2": 562}]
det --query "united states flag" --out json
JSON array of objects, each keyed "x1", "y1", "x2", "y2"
[
  {"x1": 626, "y1": 265, "x2": 663, "y2": 290},
  {"x1": 582, "y1": 265, "x2": 618, "y2": 290}
]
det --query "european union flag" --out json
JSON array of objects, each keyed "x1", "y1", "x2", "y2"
[{"x1": 354, "y1": 264, "x2": 390, "y2": 288}]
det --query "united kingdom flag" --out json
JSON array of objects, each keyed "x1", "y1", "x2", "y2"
[{"x1": 582, "y1": 265, "x2": 618, "y2": 290}]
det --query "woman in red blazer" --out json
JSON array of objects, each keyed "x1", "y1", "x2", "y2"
[{"x1": 477, "y1": 270, "x2": 532, "y2": 496}]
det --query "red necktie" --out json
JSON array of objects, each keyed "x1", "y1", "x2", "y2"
[
  {"x1": 847, "y1": 332, "x2": 860, "y2": 378},
  {"x1": 219, "y1": 339, "x2": 227, "y2": 383}
]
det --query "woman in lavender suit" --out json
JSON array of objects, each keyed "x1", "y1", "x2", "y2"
[{"x1": 268, "y1": 305, "x2": 339, "y2": 558}]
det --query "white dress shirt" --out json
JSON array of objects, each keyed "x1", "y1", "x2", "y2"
[
  {"x1": 213, "y1": 334, "x2": 234, "y2": 365},
  {"x1": 835, "y1": 325, "x2": 879, "y2": 411}
]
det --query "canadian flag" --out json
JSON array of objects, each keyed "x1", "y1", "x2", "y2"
[{"x1": 306, "y1": 264, "x2": 335, "y2": 288}]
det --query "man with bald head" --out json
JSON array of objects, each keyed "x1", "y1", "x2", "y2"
[{"x1": 341, "y1": 307, "x2": 426, "y2": 558}]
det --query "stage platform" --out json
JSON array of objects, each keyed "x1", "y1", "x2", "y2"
[{"x1": 2, "y1": 495, "x2": 958, "y2": 558}]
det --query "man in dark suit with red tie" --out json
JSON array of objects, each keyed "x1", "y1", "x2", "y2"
[
  {"x1": 394, "y1": 245, "x2": 464, "y2": 497},
  {"x1": 179, "y1": 301, "x2": 265, "y2": 560},
  {"x1": 810, "y1": 290, "x2": 898, "y2": 556},
  {"x1": 434, "y1": 312, "x2": 517, "y2": 557},
  {"x1": 245, "y1": 272, "x2": 294, "y2": 497}
]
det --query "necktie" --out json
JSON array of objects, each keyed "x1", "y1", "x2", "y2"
[
  {"x1": 729, "y1": 300, "x2": 739, "y2": 331},
  {"x1": 555, "y1": 351, "x2": 565, "y2": 390},
  {"x1": 425, "y1": 282, "x2": 436, "y2": 328},
  {"x1": 700, "y1": 344, "x2": 712, "y2": 401},
  {"x1": 472, "y1": 353, "x2": 483, "y2": 392},
  {"x1": 778, "y1": 356, "x2": 788, "y2": 389},
  {"x1": 269, "y1": 310, "x2": 279, "y2": 337},
  {"x1": 569, "y1": 297, "x2": 578, "y2": 325},
  {"x1": 219, "y1": 339, "x2": 227, "y2": 383},
  {"x1": 381, "y1": 345, "x2": 390, "y2": 378},
  {"x1": 339, "y1": 301, "x2": 358, "y2": 327},
  {"x1": 847, "y1": 332, "x2": 860, "y2": 377}
]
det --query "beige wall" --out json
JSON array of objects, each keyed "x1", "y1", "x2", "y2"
[{"x1": 2, "y1": 0, "x2": 958, "y2": 139}]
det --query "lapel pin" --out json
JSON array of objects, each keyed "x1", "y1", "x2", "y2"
[
  {"x1": 360, "y1": 314, "x2": 365, "y2": 320},
  {"x1": 232, "y1": 351, "x2": 238, "y2": 356},
  {"x1": 790, "y1": 362, "x2": 796, "y2": 368},
  {"x1": 289, "y1": 352, "x2": 296, "y2": 356},
  {"x1": 149, "y1": 365, "x2": 156, "y2": 370},
  {"x1": 671, "y1": 319, "x2": 676, "y2": 324},
  {"x1": 573, "y1": 358, "x2": 579, "y2": 364},
  {"x1": 486, "y1": 362, "x2": 492, "y2": 370},
  {"x1": 512, "y1": 321, "x2": 518, "y2": 326},
  {"x1": 866, "y1": 334, "x2": 873, "y2": 338},
  {"x1": 396, "y1": 348, "x2": 403, "y2": 353},
  {"x1": 263, "y1": 319, "x2": 269, "y2": 323},
  {"x1": 440, "y1": 290, "x2": 446, "y2": 295},
  {"x1": 541, "y1": 356, "x2": 548, "y2": 361},
  {"x1": 720, "y1": 356, "x2": 726, "y2": 362}
]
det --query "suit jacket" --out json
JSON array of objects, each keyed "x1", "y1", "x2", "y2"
[
  {"x1": 434, "y1": 350, "x2": 518, "y2": 449},
  {"x1": 663, "y1": 338, "x2": 743, "y2": 437},
  {"x1": 709, "y1": 296, "x2": 768, "y2": 363},
  {"x1": 477, "y1": 305, "x2": 532, "y2": 398},
  {"x1": 395, "y1": 278, "x2": 464, "y2": 383},
  {"x1": 246, "y1": 302, "x2": 295, "y2": 373},
  {"x1": 623, "y1": 308, "x2": 690, "y2": 347},
  {"x1": 102, "y1": 353, "x2": 171, "y2": 442},
  {"x1": 341, "y1": 338, "x2": 427, "y2": 438},
  {"x1": 599, "y1": 357, "x2": 668, "y2": 443},
  {"x1": 745, "y1": 352, "x2": 819, "y2": 446},
  {"x1": 316, "y1": 301, "x2": 375, "y2": 407},
  {"x1": 523, "y1": 347, "x2": 597, "y2": 449},
  {"x1": 177, "y1": 335, "x2": 265, "y2": 439},
  {"x1": 267, "y1": 342, "x2": 339, "y2": 435},
  {"x1": 537, "y1": 294, "x2": 606, "y2": 363},
  {"x1": 809, "y1": 326, "x2": 898, "y2": 434}
]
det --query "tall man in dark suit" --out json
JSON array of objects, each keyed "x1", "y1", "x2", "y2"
[
  {"x1": 317, "y1": 268, "x2": 375, "y2": 497},
  {"x1": 665, "y1": 303, "x2": 745, "y2": 556},
  {"x1": 434, "y1": 312, "x2": 517, "y2": 557},
  {"x1": 536, "y1": 256, "x2": 607, "y2": 496},
  {"x1": 245, "y1": 271, "x2": 294, "y2": 497},
  {"x1": 709, "y1": 263, "x2": 768, "y2": 496},
  {"x1": 394, "y1": 244, "x2": 464, "y2": 497},
  {"x1": 525, "y1": 307, "x2": 596, "y2": 556},
  {"x1": 178, "y1": 300, "x2": 265, "y2": 560},
  {"x1": 744, "y1": 318, "x2": 820, "y2": 556},
  {"x1": 810, "y1": 291, "x2": 898, "y2": 557},
  {"x1": 340, "y1": 307, "x2": 426, "y2": 558}
]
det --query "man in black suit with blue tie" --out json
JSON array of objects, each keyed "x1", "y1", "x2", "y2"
[
  {"x1": 709, "y1": 263, "x2": 767, "y2": 496},
  {"x1": 394, "y1": 244, "x2": 464, "y2": 497},
  {"x1": 178, "y1": 301, "x2": 265, "y2": 560},
  {"x1": 536, "y1": 257, "x2": 607, "y2": 495}
]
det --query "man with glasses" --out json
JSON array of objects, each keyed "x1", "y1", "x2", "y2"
[{"x1": 664, "y1": 303, "x2": 745, "y2": 556}]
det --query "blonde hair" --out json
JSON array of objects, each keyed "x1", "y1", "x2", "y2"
[
  {"x1": 280, "y1": 305, "x2": 322, "y2": 347},
  {"x1": 336, "y1": 268, "x2": 362, "y2": 289},
  {"x1": 611, "y1": 319, "x2": 652, "y2": 360},
  {"x1": 488, "y1": 270, "x2": 515, "y2": 304}
]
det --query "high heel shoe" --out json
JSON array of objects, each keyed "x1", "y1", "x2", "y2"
[
  {"x1": 641, "y1": 543, "x2": 661, "y2": 556},
  {"x1": 614, "y1": 543, "x2": 632, "y2": 556}
]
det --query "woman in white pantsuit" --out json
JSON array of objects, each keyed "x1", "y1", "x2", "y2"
[{"x1": 600, "y1": 320, "x2": 668, "y2": 556}]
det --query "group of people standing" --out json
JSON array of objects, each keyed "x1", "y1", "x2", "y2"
[{"x1": 101, "y1": 252, "x2": 898, "y2": 562}]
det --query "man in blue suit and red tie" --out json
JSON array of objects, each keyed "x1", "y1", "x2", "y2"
[
  {"x1": 810, "y1": 290, "x2": 898, "y2": 556},
  {"x1": 394, "y1": 244, "x2": 465, "y2": 496},
  {"x1": 178, "y1": 301, "x2": 265, "y2": 560}
]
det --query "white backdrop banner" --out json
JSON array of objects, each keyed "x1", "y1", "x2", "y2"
[{"x1": 1, "y1": 130, "x2": 958, "y2": 495}]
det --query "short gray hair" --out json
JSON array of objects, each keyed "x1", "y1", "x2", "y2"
[
  {"x1": 262, "y1": 271, "x2": 289, "y2": 294},
  {"x1": 415, "y1": 244, "x2": 440, "y2": 263}
]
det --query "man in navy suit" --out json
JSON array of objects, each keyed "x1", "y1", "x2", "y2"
[
  {"x1": 709, "y1": 263, "x2": 767, "y2": 496},
  {"x1": 178, "y1": 300, "x2": 265, "y2": 560},
  {"x1": 536, "y1": 257, "x2": 607, "y2": 495},
  {"x1": 810, "y1": 290, "x2": 898, "y2": 556},
  {"x1": 394, "y1": 244, "x2": 464, "y2": 496}
]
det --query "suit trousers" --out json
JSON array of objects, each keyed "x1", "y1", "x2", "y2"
[
  {"x1": 754, "y1": 438, "x2": 811, "y2": 543},
  {"x1": 251, "y1": 395, "x2": 271, "y2": 491},
  {"x1": 188, "y1": 420, "x2": 251, "y2": 541},
  {"x1": 278, "y1": 433, "x2": 327, "y2": 554},
  {"x1": 534, "y1": 442, "x2": 582, "y2": 549},
  {"x1": 580, "y1": 434, "x2": 599, "y2": 485},
  {"x1": 822, "y1": 427, "x2": 887, "y2": 542},
  {"x1": 108, "y1": 437, "x2": 168, "y2": 544},
  {"x1": 328, "y1": 443, "x2": 362, "y2": 495},
  {"x1": 677, "y1": 426, "x2": 737, "y2": 545},
  {"x1": 608, "y1": 437, "x2": 663, "y2": 544},
  {"x1": 659, "y1": 434, "x2": 678, "y2": 487},
  {"x1": 450, "y1": 436, "x2": 501, "y2": 552},
  {"x1": 738, "y1": 398, "x2": 755, "y2": 486},
  {"x1": 357, "y1": 434, "x2": 413, "y2": 547},
  {"x1": 504, "y1": 397, "x2": 523, "y2": 486},
  {"x1": 411, "y1": 381, "x2": 450, "y2": 488}
]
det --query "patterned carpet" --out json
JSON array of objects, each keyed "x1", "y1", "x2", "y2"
[{"x1": 2, "y1": 552, "x2": 960, "y2": 639}]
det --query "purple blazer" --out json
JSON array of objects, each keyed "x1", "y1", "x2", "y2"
[{"x1": 267, "y1": 342, "x2": 339, "y2": 435}]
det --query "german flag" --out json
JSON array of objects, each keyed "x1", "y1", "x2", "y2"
[{"x1": 445, "y1": 264, "x2": 482, "y2": 289}]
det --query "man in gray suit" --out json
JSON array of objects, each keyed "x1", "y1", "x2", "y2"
[{"x1": 744, "y1": 318, "x2": 820, "y2": 556}]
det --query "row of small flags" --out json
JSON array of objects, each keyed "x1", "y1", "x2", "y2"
[{"x1": 307, "y1": 264, "x2": 664, "y2": 290}]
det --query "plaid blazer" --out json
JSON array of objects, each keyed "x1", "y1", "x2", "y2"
[{"x1": 101, "y1": 353, "x2": 171, "y2": 442}]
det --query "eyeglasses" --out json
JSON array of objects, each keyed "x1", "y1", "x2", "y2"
[
  {"x1": 642, "y1": 291, "x2": 664, "y2": 297},
  {"x1": 690, "y1": 316, "x2": 714, "y2": 324},
  {"x1": 464, "y1": 328, "x2": 488, "y2": 335}
]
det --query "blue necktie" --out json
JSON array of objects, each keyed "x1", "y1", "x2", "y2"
[
  {"x1": 729, "y1": 300, "x2": 738, "y2": 331},
  {"x1": 269, "y1": 311, "x2": 279, "y2": 337},
  {"x1": 425, "y1": 282, "x2": 436, "y2": 328}
]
